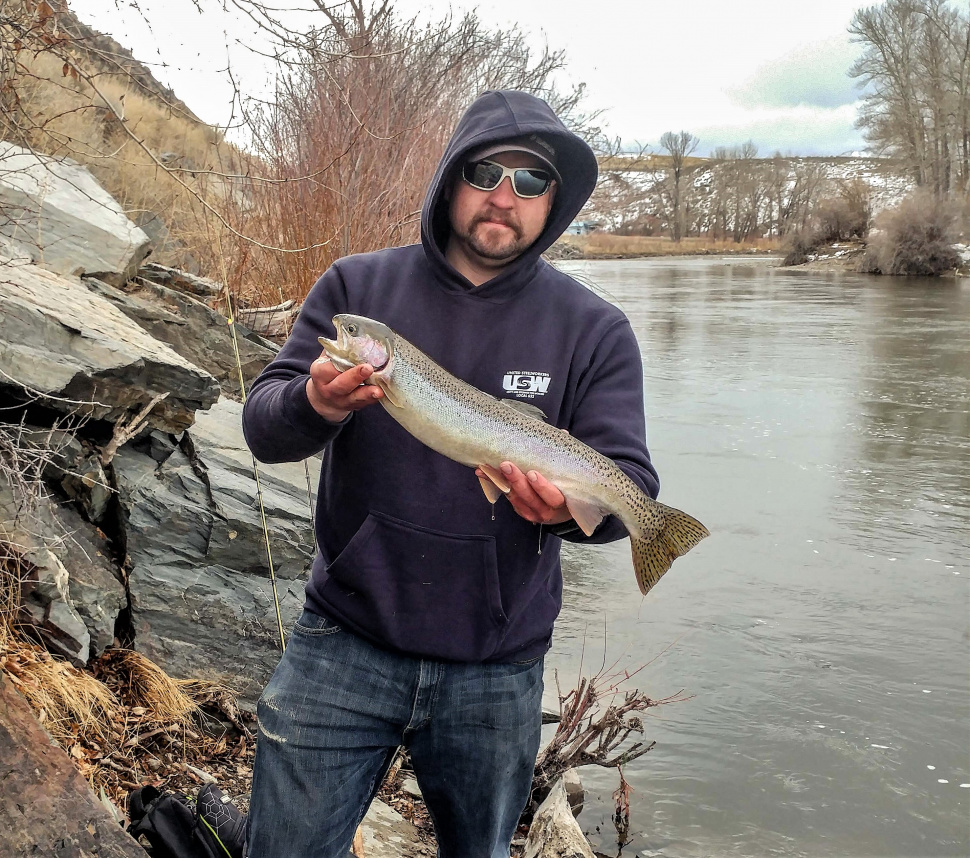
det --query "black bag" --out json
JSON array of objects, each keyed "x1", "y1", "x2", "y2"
[{"x1": 128, "y1": 783, "x2": 247, "y2": 858}]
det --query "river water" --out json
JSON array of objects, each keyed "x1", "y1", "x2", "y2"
[{"x1": 546, "y1": 257, "x2": 970, "y2": 858}]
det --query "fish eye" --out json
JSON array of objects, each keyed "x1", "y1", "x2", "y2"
[{"x1": 346, "y1": 323, "x2": 358, "y2": 336}]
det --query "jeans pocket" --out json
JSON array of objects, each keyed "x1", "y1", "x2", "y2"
[
  {"x1": 293, "y1": 609, "x2": 341, "y2": 636},
  {"x1": 323, "y1": 510, "x2": 507, "y2": 661}
]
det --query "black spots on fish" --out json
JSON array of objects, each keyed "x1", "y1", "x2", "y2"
[
  {"x1": 660, "y1": 506, "x2": 710, "y2": 556},
  {"x1": 631, "y1": 534, "x2": 677, "y2": 595},
  {"x1": 629, "y1": 504, "x2": 709, "y2": 595}
]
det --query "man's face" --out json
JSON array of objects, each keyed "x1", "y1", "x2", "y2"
[{"x1": 447, "y1": 151, "x2": 557, "y2": 274}]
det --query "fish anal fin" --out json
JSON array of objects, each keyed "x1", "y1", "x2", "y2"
[
  {"x1": 631, "y1": 505, "x2": 710, "y2": 595},
  {"x1": 478, "y1": 463, "x2": 511, "y2": 494},
  {"x1": 477, "y1": 473, "x2": 504, "y2": 504},
  {"x1": 501, "y1": 400, "x2": 548, "y2": 421},
  {"x1": 564, "y1": 497, "x2": 606, "y2": 537}
]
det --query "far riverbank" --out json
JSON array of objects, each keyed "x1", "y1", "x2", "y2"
[{"x1": 551, "y1": 233, "x2": 782, "y2": 260}]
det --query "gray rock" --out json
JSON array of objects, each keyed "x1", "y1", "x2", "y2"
[
  {"x1": 523, "y1": 778, "x2": 594, "y2": 858},
  {"x1": 0, "y1": 141, "x2": 150, "y2": 284},
  {"x1": 400, "y1": 776, "x2": 422, "y2": 800},
  {"x1": 83, "y1": 275, "x2": 277, "y2": 400},
  {"x1": 0, "y1": 471, "x2": 124, "y2": 665},
  {"x1": 359, "y1": 799, "x2": 429, "y2": 857},
  {"x1": 118, "y1": 398, "x2": 318, "y2": 703},
  {"x1": 0, "y1": 262, "x2": 220, "y2": 433},
  {"x1": 137, "y1": 262, "x2": 221, "y2": 298},
  {"x1": 18, "y1": 427, "x2": 113, "y2": 524}
]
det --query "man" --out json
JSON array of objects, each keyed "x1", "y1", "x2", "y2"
[{"x1": 242, "y1": 90, "x2": 660, "y2": 858}]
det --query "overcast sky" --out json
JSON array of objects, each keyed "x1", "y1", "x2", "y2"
[{"x1": 70, "y1": 0, "x2": 871, "y2": 156}]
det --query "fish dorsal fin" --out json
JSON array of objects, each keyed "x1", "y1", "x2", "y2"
[
  {"x1": 501, "y1": 400, "x2": 548, "y2": 421},
  {"x1": 564, "y1": 497, "x2": 607, "y2": 537}
]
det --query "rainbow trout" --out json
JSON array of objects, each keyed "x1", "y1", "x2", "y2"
[{"x1": 319, "y1": 314, "x2": 709, "y2": 594}]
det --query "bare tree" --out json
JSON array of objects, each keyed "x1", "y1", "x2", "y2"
[
  {"x1": 657, "y1": 130, "x2": 699, "y2": 241},
  {"x1": 850, "y1": 0, "x2": 970, "y2": 198}
]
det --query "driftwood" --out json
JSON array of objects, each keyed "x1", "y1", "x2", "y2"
[{"x1": 530, "y1": 666, "x2": 690, "y2": 822}]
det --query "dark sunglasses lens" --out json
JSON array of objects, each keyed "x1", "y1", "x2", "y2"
[
  {"x1": 463, "y1": 161, "x2": 503, "y2": 190},
  {"x1": 512, "y1": 169, "x2": 551, "y2": 198}
]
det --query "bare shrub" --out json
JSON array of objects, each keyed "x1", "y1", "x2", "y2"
[
  {"x1": 862, "y1": 192, "x2": 960, "y2": 275},
  {"x1": 230, "y1": 4, "x2": 594, "y2": 304},
  {"x1": 782, "y1": 230, "x2": 816, "y2": 266}
]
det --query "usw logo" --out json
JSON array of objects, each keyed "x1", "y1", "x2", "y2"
[{"x1": 502, "y1": 372, "x2": 551, "y2": 395}]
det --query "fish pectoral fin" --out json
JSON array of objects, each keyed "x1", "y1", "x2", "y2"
[
  {"x1": 477, "y1": 473, "x2": 505, "y2": 504},
  {"x1": 501, "y1": 400, "x2": 548, "y2": 421},
  {"x1": 477, "y1": 463, "x2": 511, "y2": 494},
  {"x1": 373, "y1": 377, "x2": 403, "y2": 409},
  {"x1": 564, "y1": 497, "x2": 606, "y2": 537}
]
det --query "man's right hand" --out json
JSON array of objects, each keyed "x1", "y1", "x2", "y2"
[{"x1": 306, "y1": 351, "x2": 384, "y2": 422}]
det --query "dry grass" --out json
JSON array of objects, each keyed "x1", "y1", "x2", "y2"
[
  {"x1": 5, "y1": 48, "x2": 245, "y2": 276},
  {"x1": 558, "y1": 233, "x2": 782, "y2": 259},
  {"x1": 100, "y1": 648, "x2": 200, "y2": 725},
  {"x1": 2, "y1": 642, "x2": 118, "y2": 744}
]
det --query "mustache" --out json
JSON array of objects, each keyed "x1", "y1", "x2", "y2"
[{"x1": 471, "y1": 211, "x2": 521, "y2": 234}]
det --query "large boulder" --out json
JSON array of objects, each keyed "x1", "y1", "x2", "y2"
[
  {"x1": 0, "y1": 141, "x2": 150, "y2": 284},
  {"x1": 117, "y1": 398, "x2": 318, "y2": 704},
  {"x1": 0, "y1": 674, "x2": 147, "y2": 857},
  {"x1": 0, "y1": 261, "x2": 220, "y2": 433}
]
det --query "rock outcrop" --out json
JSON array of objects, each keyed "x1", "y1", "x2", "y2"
[
  {"x1": 119, "y1": 398, "x2": 318, "y2": 703},
  {"x1": 0, "y1": 673, "x2": 146, "y2": 857},
  {"x1": 0, "y1": 261, "x2": 220, "y2": 433},
  {"x1": 0, "y1": 142, "x2": 151, "y2": 284}
]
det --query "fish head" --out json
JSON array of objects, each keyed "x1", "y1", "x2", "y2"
[{"x1": 318, "y1": 314, "x2": 395, "y2": 378}]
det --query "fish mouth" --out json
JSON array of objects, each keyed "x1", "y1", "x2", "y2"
[{"x1": 318, "y1": 318, "x2": 392, "y2": 373}]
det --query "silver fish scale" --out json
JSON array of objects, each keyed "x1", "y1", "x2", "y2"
[{"x1": 383, "y1": 335, "x2": 663, "y2": 541}]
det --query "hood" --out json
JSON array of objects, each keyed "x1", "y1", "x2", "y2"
[{"x1": 420, "y1": 90, "x2": 598, "y2": 295}]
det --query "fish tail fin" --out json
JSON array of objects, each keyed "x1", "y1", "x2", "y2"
[{"x1": 631, "y1": 505, "x2": 710, "y2": 595}]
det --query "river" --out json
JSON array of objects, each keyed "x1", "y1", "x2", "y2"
[{"x1": 546, "y1": 257, "x2": 970, "y2": 858}]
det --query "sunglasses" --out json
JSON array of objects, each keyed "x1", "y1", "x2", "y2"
[{"x1": 461, "y1": 159, "x2": 554, "y2": 199}]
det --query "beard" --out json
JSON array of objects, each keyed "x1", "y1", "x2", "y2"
[{"x1": 458, "y1": 212, "x2": 529, "y2": 261}]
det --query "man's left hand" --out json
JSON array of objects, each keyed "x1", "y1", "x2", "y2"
[{"x1": 478, "y1": 462, "x2": 572, "y2": 525}]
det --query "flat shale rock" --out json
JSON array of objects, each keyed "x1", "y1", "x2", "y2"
[
  {"x1": 83, "y1": 275, "x2": 277, "y2": 400},
  {"x1": 0, "y1": 261, "x2": 219, "y2": 432},
  {"x1": 0, "y1": 673, "x2": 146, "y2": 857}
]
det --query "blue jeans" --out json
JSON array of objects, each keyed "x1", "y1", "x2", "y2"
[{"x1": 246, "y1": 610, "x2": 544, "y2": 858}]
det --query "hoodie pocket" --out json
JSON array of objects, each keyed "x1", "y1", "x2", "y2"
[{"x1": 321, "y1": 510, "x2": 507, "y2": 661}]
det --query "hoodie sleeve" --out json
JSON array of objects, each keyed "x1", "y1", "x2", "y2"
[
  {"x1": 241, "y1": 266, "x2": 351, "y2": 463},
  {"x1": 555, "y1": 318, "x2": 660, "y2": 544}
]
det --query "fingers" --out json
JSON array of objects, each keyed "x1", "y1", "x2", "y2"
[
  {"x1": 306, "y1": 353, "x2": 383, "y2": 421},
  {"x1": 498, "y1": 462, "x2": 571, "y2": 525}
]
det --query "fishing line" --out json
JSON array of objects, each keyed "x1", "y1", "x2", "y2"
[{"x1": 216, "y1": 257, "x2": 286, "y2": 656}]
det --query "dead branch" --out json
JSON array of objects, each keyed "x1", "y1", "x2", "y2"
[{"x1": 100, "y1": 392, "x2": 168, "y2": 466}]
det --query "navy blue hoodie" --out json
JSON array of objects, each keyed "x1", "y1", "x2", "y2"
[{"x1": 242, "y1": 90, "x2": 660, "y2": 663}]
